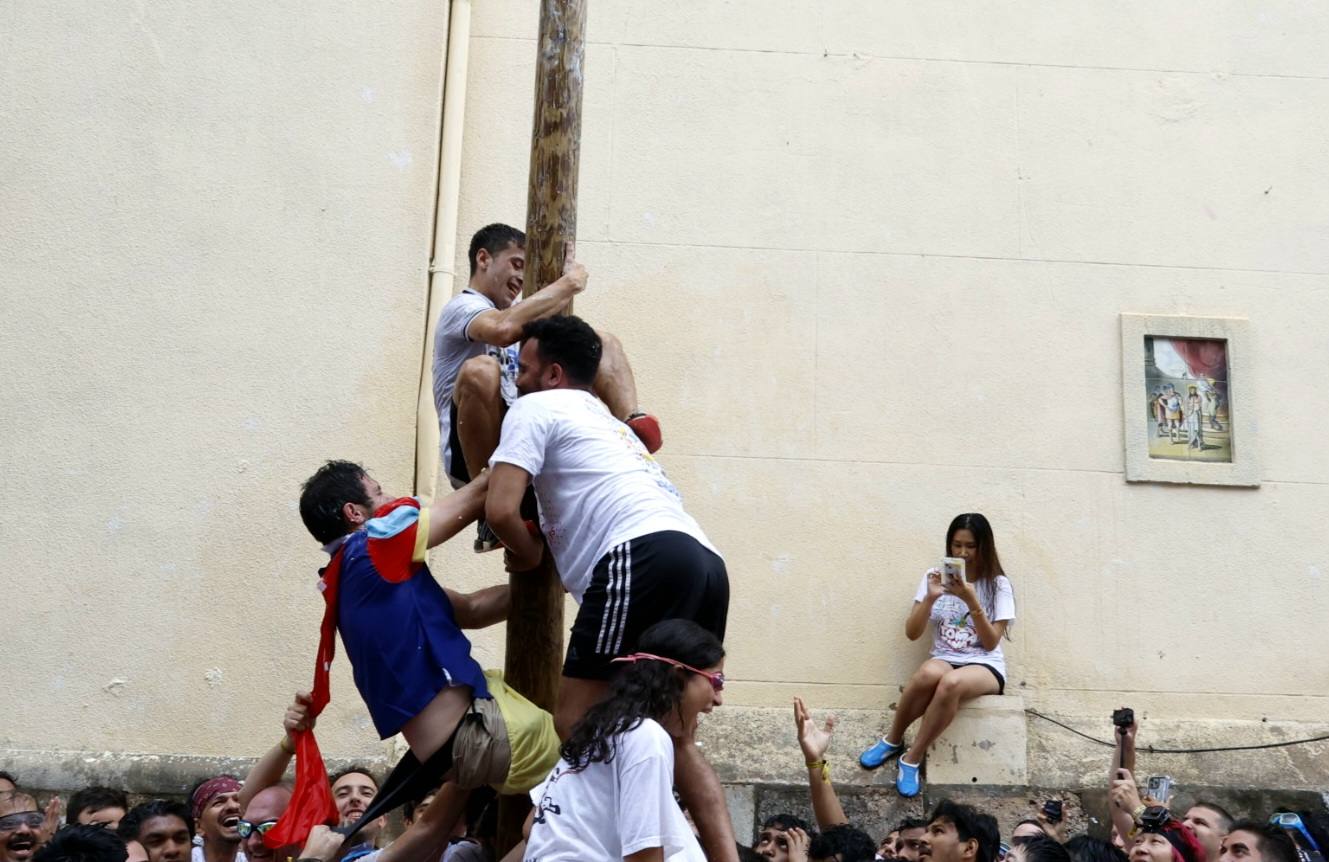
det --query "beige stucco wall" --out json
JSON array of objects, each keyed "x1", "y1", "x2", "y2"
[{"x1": 4, "y1": 1, "x2": 1328, "y2": 790}]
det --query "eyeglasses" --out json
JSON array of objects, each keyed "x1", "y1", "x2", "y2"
[
  {"x1": 0, "y1": 812, "x2": 44, "y2": 832},
  {"x1": 1270, "y1": 813, "x2": 1322, "y2": 855},
  {"x1": 236, "y1": 820, "x2": 278, "y2": 840},
  {"x1": 611, "y1": 652, "x2": 725, "y2": 691}
]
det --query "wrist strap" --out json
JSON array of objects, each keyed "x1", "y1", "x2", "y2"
[
  {"x1": 279, "y1": 735, "x2": 295, "y2": 755},
  {"x1": 806, "y1": 759, "x2": 830, "y2": 783}
]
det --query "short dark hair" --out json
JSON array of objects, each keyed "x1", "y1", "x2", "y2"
[
  {"x1": 1064, "y1": 834, "x2": 1129, "y2": 862},
  {"x1": 67, "y1": 788, "x2": 128, "y2": 823},
  {"x1": 299, "y1": 460, "x2": 373, "y2": 545},
  {"x1": 929, "y1": 800, "x2": 1000, "y2": 862},
  {"x1": 897, "y1": 818, "x2": 928, "y2": 834},
  {"x1": 117, "y1": 801, "x2": 194, "y2": 843},
  {"x1": 1229, "y1": 821, "x2": 1298, "y2": 862},
  {"x1": 1015, "y1": 836, "x2": 1073, "y2": 862},
  {"x1": 329, "y1": 767, "x2": 379, "y2": 790},
  {"x1": 761, "y1": 813, "x2": 813, "y2": 833},
  {"x1": 400, "y1": 784, "x2": 440, "y2": 825},
  {"x1": 468, "y1": 223, "x2": 525, "y2": 277},
  {"x1": 809, "y1": 824, "x2": 877, "y2": 862},
  {"x1": 33, "y1": 826, "x2": 128, "y2": 862},
  {"x1": 0, "y1": 771, "x2": 16, "y2": 785},
  {"x1": 1189, "y1": 801, "x2": 1235, "y2": 834},
  {"x1": 522, "y1": 315, "x2": 602, "y2": 387}
]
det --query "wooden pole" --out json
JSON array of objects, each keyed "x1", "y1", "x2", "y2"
[{"x1": 496, "y1": 0, "x2": 585, "y2": 853}]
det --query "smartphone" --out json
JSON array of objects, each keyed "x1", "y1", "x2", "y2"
[
  {"x1": 1145, "y1": 775, "x2": 1174, "y2": 803},
  {"x1": 942, "y1": 557, "x2": 965, "y2": 586},
  {"x1": 1042, "y1": 800, "x2": 1064, "y2": 824}
]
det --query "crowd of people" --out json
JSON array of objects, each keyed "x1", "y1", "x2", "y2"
[{"x1": 7, "y1": 225, "x2": 1326, "y2": 862}]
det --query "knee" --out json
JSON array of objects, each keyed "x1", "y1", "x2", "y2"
[
  {"x1": 908, "y1": 664, "x2": 946, "y2": 690},
  {"x1": 934, "y1": 673, "x2": 965, "y2": 701},
  {"x1": 455, "y1": 356, "x2": 500, "y2": 401},
  {"x1": 595, "y1": 329, "x2": 624, "y2": 364}
]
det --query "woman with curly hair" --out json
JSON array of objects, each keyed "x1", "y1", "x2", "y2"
[{"x1": 523, "y1": 618, "x2": 724, "y2": 861}]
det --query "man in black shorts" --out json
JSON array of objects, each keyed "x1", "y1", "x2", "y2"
[{"x1": 485, "y1": 314, "x2": 734, "y2": 861}]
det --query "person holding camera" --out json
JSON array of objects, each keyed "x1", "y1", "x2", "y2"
[{"x1": 858, "y1": 513, "x2": 1016, "y2": 797}]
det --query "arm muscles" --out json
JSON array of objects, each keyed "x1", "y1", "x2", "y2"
[
  {"x1": 486, "y1": 463, "x2": 541, "y2": 558},
  {"x1": 425, "y1": 473, "x2": 489, "y2": 550},
  {"x1": 465, "y1": 278, "x2": 576, "y2": 346},
  {"x1": 445, "y1": 584, "x2": 511, "y2": 628}
]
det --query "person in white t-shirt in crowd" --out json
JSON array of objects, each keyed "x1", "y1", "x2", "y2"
[
  {"x1": 431, "y1": 223, "x2": 662, "y2": 553},
  {"x1": 487, "y1": 314, "x2": 735, "y2": 861},
  {"x1": 522, "y1": 619, "x2": 724, "y2": 862},
  {"x1": 858, "y1": 513, "x2": 1016, "y2": 799}
]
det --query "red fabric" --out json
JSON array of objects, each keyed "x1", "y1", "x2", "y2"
[
  {"x1": 1170, "y1": 339, "x2": 1227, "y2": 382},
  {"x1": 263, "y1": 549, "x2": 343, "y2": 849},
  {"x1": 365, "y1": 497, "x2": 424, "y2": 584}
]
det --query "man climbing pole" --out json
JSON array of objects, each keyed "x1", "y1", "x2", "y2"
[
  {"x1": 431, "y1": 224, "x2": 662, "y2": 552},
  {"x1": 486, "y1": 315, "x2": 737, "y2": 861},
  {"x1": 261, "y1": 462, "x2": 561, "y2": 850}
]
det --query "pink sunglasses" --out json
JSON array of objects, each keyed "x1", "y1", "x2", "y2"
[{"x1": 612, "y1": 652, "x2": 725, "y2": 691}]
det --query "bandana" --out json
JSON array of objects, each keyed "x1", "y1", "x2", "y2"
[
  {"x1": 1143, "y1": 817, "x2": 1205, "y2": 862},
  {"x1": 190, "y1": 776, "x2": 242, "y2": 821}
]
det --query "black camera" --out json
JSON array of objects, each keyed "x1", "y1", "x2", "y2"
[
  {"x1": 1112, "y1": 707, "x2": 1134, "y2": 729},
  {"x1": 1042, "y1": 800, "x2": 1064, "y2": 824}
]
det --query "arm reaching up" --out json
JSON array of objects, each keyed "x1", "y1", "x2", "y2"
[{"x1": 795, "y1": 696, "x2": 848, "y2": 831}]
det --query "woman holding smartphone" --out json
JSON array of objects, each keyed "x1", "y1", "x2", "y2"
[{"x1": 858, "y1": 512, "x2": 1016, "y2": 797}]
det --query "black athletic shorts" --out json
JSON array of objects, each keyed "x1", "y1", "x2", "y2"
[
  {"x1": 948, "y1": 661, "x2": 1006, "y2": 695},
  {"x1": 563, "y1": 530, "x2": 729, "y2": 680},
  {"x1": 446, "y1": 400, "x2": 471, "y2": 486}
]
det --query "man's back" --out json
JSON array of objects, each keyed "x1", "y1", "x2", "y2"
[{"x1": 492, "y1": 389, "x2": 713, "y2": 601}]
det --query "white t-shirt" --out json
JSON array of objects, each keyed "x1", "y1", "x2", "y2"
[
  {"x1": 432, "y1": 289, "x2": 519, "y2": 477},
  {"x1": 523, "y1": 719, "x2": 704, "y2": 862},
  {"x1": 490, "y1": 389, "x2": 718, "y2": 602},
  {"x1": 913, "y1": 572, "x2": 1016, "y2": 678},
  {"x1": 190, "y1": 848, "x2": 247, "y2": 862}
]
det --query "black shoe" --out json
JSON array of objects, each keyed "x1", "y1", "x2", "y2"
[{"x1": 474, "y1": 520, "x2": 501, "y2": 554}]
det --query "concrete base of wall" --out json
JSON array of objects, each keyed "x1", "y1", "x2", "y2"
[{"x1": 6, "y1": 703, "x2": 1327, "y2": 845}]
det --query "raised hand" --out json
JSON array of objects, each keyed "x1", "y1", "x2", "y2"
[
  {"x1": 794, "y1": 696, "x2": 836, "y2": 763},
  {"x1": 284, "y1": 691, "x2": 315, "y2": 734}
]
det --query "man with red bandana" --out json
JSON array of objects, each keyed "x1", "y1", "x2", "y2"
[{"x1": 187, "y1": 777, "x2": 244, "y2": 862}]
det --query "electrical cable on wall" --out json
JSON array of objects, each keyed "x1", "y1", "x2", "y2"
[{"x1": 1026, "y1": 709, "x2": 1329, "y2": 754}]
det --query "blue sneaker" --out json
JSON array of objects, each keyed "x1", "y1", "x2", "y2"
[
  {"x1": 859, "y1": 737, "x2": 904, "y2": 770},
  {"x1": 896, "y1": 758, "x2": 922, "y2": 797}
]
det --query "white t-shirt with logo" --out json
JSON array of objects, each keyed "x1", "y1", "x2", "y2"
[
  {"x1": 913, "y1": 572, "x2": 1016, "y2": 677},
  {"x1": 523, "y1": 718, "x2": 704, "y2": 861},
  {"x1": 490, "y1": 389, "x2": 718, "y2": 603},
  {"x1": 431, "y1": 289, "x2": 519, "y2": 478}
]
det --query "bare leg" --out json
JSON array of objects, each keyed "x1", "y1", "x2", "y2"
[
  {"x1": 903, "y1": 666, "x2": 999, "y2": 763},
  {"x1": 592, "y1": 329, "x2": 638, "y2": 420},
  {"x1": 555, "y1": 676, "x2": 610, "y2": 740},
  {"x1": 453, "y1": 355, "x2": 504, "y2": 480},
  {"x1": 675, "y1": 735, "x2": 738, "y2": 862},
  {"x1": 885, "y1": 659, "x2": 950, "y2": 744}
]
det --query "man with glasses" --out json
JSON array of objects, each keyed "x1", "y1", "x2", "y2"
[
  {"x1": 0, "y1": 791, "x2": 45, "y2": 862},
  {"x1": 237, "y1": 788, "x2": 297, "y2": 862}
]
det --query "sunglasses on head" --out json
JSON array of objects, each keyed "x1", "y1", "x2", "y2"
[
  {"x1": 0, "y1": 812, "x2": 44, "y2": 832},
  {"x1": 612, "y1": 652, "x2": 725, "y2": 691},
  {"x1": 1270, "y1": 813, "x2": 1322, "y2": 855},
  {"x1": 236, "y1": 820, "x2": 278, "y2": 840}
]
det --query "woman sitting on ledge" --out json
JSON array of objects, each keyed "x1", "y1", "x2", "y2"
[{"x1": 858, "y1": 512, "x2": 1016, "y2": 798}]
